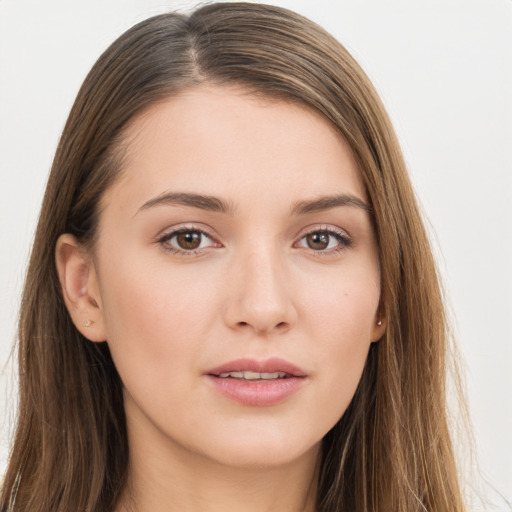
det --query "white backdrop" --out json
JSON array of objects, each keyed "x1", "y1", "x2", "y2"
[{"x1": 1, "y1": 0, "x2": 511, "y2": 508}]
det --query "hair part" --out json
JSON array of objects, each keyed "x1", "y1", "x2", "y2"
[{"x1": 1, "y1": 3, "x2": 466, "y2": 511}]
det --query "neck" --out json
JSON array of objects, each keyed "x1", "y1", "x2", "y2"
[{"x1": 116, "y1": 430, "x2": 319, "y2": 512}]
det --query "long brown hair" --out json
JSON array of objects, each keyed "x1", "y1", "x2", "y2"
[{"x1": 1, "y1": 3, "x2": 466, "y2": 511}]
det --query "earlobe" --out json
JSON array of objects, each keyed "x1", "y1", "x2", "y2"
[
  {"x1": 55, "y1": 234, "x2": 107, "y2": 342},
  {"x1": 371, "y1": 316, "x2": 387, "y2": 342}
]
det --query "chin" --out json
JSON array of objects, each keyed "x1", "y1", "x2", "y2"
[{"x1": 197, "y1": 430, "x2": 321, "y2": 470}]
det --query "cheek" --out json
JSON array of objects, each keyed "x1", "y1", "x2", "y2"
[
  {"x1": 301, "y1": 262, "x2": 380, "y2": 344},
  {"x1": 97, "y1": 264, "x2": 217, "y2": 431},
  {"x1": 97, "y1": 258, "x2": 209, "y2": 378},
  {"x1": 99, "y1": 251, "x2": 208, "y2": 333},
  {"x1": 299, "y1": 266, "x2": 379, "y2": 417}
]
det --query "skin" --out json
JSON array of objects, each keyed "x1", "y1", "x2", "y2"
[{"x1": 56, "y1": 86, "x2": 386, "y2": 512}]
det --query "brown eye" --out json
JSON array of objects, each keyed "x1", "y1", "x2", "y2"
[
  {"x1": 296, "y1": 229, "x2": 351, "y2": 253},
  {"x1": 176, "y1": 231, "x2": 202, "y2": 250},
  {"x1": 160, "y1": 228, "x2": 218, "y2": 253},
  {"x1": 306, "y1": 232, "x2": 330, "y2": 250}
]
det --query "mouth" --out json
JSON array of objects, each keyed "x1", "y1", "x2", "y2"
[
  {"x1": 207, "y1": 357, "x2": 307, "y2": 378},
  {"x1": 216, "y1": 370, "x2": 289, "y2": 380},
  {"x1": 205, "y1": 358, "x2": 307, "y2": 406}
]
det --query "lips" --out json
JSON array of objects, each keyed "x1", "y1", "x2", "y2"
[
  {"x1": 208, "y1": 357, "x2": 307, "y2": 378},
  {"x1": 205, "y1": 358, "x2": 307, "y2": 406}
]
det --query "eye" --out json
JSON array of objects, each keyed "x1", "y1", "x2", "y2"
[
  {"x1": 158, "y1": 228, "x2": 219, "y2": 254},
  {"x1": 295, "y1": 229, "x2": 352, "y2": 253}
]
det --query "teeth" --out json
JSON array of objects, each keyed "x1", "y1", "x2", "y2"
[
  {"x1": 219, "y1": 371, "x2": 244, "y2": 378},
  {"x1": 244, "y1": 371, "x2": 262, "y2": 380},
  {"x1": 218, "y1": 371, "x2": 287, "y2": 380},
  {"x1": 260, "y1": 372, "x2": 287, "y2": 379}
]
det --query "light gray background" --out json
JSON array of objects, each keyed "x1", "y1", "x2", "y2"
[{"x1": 1, "y1": 0, "x2": 511, "y2": 508}]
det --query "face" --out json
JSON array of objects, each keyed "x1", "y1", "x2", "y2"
[{"x1": 82, "y1": 86, "x2": 384, "y2": 470}]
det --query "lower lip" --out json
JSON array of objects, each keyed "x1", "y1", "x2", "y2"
[{"x1": 206, "y1": 375, "x2": 306, "y2": 406}]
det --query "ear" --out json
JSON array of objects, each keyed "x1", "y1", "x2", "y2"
[
  {"x1": 55, "y1": 233, "x2": 107, "y2": 342},
  {"x1": 371, "y1": 319, "x2": 386, "y2": 342},
  {"x1": 370, "y1": 307, "x2": 387, "y2": 342}
]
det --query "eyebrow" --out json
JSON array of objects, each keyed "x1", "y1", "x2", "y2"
[
  {"x1": 137, "y1": 192, "x2": 236, "y2": 216},
  {"x1": 137, "y1": 191, "x2": 371, "y2": 217},
  {"x1": 290, "y1": 194, "x2": 372, "y2": 215}
]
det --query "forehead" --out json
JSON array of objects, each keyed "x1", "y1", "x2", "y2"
[{"x1": 104, "y1": 85, "x2": 367, "y2": 213}]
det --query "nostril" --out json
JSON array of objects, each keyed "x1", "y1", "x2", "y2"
[{"x1": 235, "y1": 320, "x2": 289, "y2": 332}]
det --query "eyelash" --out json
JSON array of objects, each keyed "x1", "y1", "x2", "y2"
[
  {"x1": 294, "y1": 226, "x2": 353, "y2": 256},
  {"x1": 157, "y1": 227, "x2": 219, "y2": 255},
  {"x1": 156, "y1": 225, "x2": 352, "y2": 256}
]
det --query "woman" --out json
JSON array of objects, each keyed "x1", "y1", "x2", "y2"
[{"x1": 1, "y1": 3, "x2": 467, "y2": 511}]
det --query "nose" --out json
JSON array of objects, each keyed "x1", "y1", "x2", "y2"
[{"x1": 223, "y1": 248, "x2": 297, "y2": 335}]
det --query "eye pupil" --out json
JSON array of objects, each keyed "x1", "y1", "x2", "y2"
[
  {"x1": 307, "y1": 232, "x2": 329, "y2": 250},
  {"x1": 177, "y1": 231, "x2": 202, "y2": 250}
]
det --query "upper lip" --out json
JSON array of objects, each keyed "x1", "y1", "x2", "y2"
[{"x1": 207, "y1": 357, "x2": 307, "y2": 377}]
